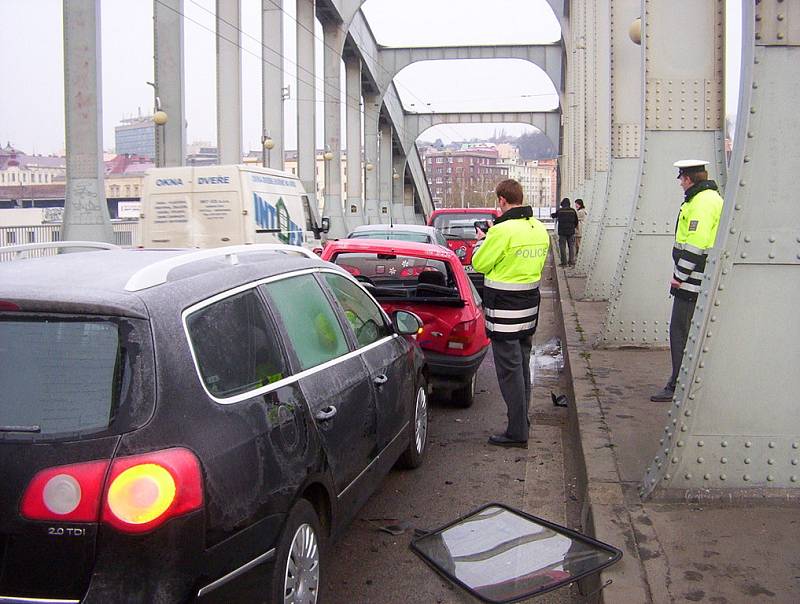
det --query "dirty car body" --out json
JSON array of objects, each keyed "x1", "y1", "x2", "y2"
[{"x1": 0, "y1": 245, "x2": 427, "y2": 603}]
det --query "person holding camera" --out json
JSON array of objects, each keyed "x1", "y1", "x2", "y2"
[{"x1": 472, "y1": 179, "x2": 550, "y2": 448}]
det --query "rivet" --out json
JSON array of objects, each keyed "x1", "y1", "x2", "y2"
[
  {"x1": 704, "y1": 473, "x2": 711, "y2": 480},
  {"x1": 664, "y1": 473, "x2": 671, "y2": 480},
  {"x1": 747, "y1": 131, "x2": 754, "y2": 138},
  {"x1": 744, "y1": 155, "x2": 751, "y2": 163},
  {"x1": 651, "y1": 478, "x2": 656, "y2": 485},
  {"x1": 684, "y1": 411, "x2": 692, "y2": 417},
  {"x1": 792, "y1": 459, "x2": 798, "y2": 466},
  {"x1": 741, "y1": 252, "x2": 748, "y2": 259},
  {"x1": 688, "y1": 394, "x2": 696, "y2": 400},
  {"x1": 769, "y1": 236, "x2": 776, "y2": 243},
  {"x1": 794, "y1": 442, "x2": 799, "y2": 449},
  {"x1": 769, "y1": 441, "x2": 776, "y2": 448},
  {"x1": 745, "y1": 458, "x2": 752, "y2": 464},
  {"x1": 743, "y1": 474, "x2": 750, "y2": 481},
  {"x1": 721, "y1": 441, "x2": 728, "y2": 447},
  {"x1": 744, "y1": 235, "x2": 752, "y2": 243},
  {"x1": 672, "y1": 457, "x2": 679, "y2": 464},
  {"x1": 659, "y1": 438, "x2": 665, "y2": 445},
  {"x1": 677, "y1": 440, "x2": 685, "y2": 447},
  {"x1": 721, "y1": 457, "x2": 728, "y2": 464},
  {"x1": 768, "y1": 459, "x2": 775, "y2": 465},
  {"x1": 792, "y1": 476, "x2": 798, "y2": 483},
  {"x1": 706, "y1": 332, "x2": 713, "y2": 338},
  {"x1": 698, "y1": 440, "x2": 705, "y2": 447},
  {"x1": 750, "y1": 107, "x2": 756, "y2": 114},
  {"x1": 720, "y1": 473, "x2": 727, "y2": 481},
  {"x1": 767, "y1": 475, "x2": 775, "y2": 481},
  {"x1": 684, "y1": 473, "x2": 692, "y2": 480},
  {"x1": 697, "y1": 457, "x2": 704, "y2": 464},
  {"x1": 778, "y1": 33, "x2": 785, "y2": 40},
  {"x1": 734, "y1": 203, "x2": 742, "y2": 210},
  {"x1": 745, "y1": 441, "x2": 752, "y2": 448},
  {"x1": 703, "y1": 347, "x2": 710, "y2": 353},
  {"x1": 729, "y1": 228, "x2": 736, "y2": 235},
  {"x1": 681, "y1": 425, "x2": 688, "y2": 432},
  {"x1": 769, "y1": 252, "x2": 776, "y2": 259}
]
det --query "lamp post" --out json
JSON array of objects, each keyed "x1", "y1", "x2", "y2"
[
  {"x1": 147, "y1": 81, "x2": 168, "y2": 168},
  {"x1": 261, "y1": 132, "x2": 275, "y2": 168}
]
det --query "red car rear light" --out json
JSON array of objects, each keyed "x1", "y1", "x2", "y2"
[
  {"x1": 448, "y1": 319, "x2": 477, "y2": 350},
  {"x1": 0, "y1": 301, "x2": 21, "y2": 311},
  {"x1": 20, "y1": 448, "x2": 203, "y2": 533}
]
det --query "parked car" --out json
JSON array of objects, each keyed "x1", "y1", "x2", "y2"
[
  {"x1": 347, "y1": 223, "x2": 448, "y2": 247},
  {"x1": 321, "y1": 239, "x2": 489, "y2": 407},
  {"x1": 427, "y1": 207, "x2": 503, "y2": 290},
  {"x1": 0, "y1": 242, "x2": 428, "y2": 603}
]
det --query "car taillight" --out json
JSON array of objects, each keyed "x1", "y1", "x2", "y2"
[
  {"x1": 0, "y1": 300, "x2": 21, "y2": 311},
  {"x1": 102, "y1": 448, "x2": 203, "y2": 533},
  {"x1": 448, "y1": 319, "x2": 477, "y2": 351},
  {"x1": 21, "y1": 459, "x2": 110, "y2": 522},
  {"x1": 20, "y1": 448, "x2": 203, "y2": 534}
]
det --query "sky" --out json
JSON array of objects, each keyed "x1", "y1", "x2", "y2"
[{"x1": 0, "y1": 0, "x2": 741, "y2": 156}]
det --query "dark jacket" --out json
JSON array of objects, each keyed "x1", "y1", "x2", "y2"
[{"x1": 552, "y1": 207, "x2": 579, "y2": 236}]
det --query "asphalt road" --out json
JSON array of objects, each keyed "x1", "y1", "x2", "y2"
[{"x1": 323, "y1": 262, "x2": 585, "y2": 604}]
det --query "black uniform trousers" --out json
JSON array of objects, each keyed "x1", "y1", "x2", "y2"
[
  {"x1": 667, "y1": 295, "x2": 696, "y2": 390},
  {"x1": 491, "y1": 335, "x2": 533, "y2": 442}
]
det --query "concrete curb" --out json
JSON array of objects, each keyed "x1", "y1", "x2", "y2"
[{"x1": 552, "y1": 265, "x2": 652, "y2": 603}]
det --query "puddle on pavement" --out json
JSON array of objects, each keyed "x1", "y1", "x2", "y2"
[{"x1": 531, "y1": 336, "x2": 564, "y2": 385}]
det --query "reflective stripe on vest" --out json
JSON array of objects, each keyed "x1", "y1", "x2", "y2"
[
  {"x1": 484, "y1": 278, "x2": 540, "y2": 291},
  {"x1": 485, "y1": 306, "x2": 539, "y2": 319},
  {"x1": 673, "y1": 242, "x2": 708, "y2": 255},
  {"x1": 485, "y1": 319, "x2": 538, "y2": 333}
]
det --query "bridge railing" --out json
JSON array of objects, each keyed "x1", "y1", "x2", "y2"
[{"x1": 0, "y1": 221, "x2": 139, "y2": 261}]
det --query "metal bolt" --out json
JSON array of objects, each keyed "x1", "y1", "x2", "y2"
[
  {"x1": 744, "y1": 235, "x2": 752, "y2": 243},
  {"x1": 734, "y1": 204, "x2": 742, "y2": 210},
  {"x1": 745, "y1": 458, "x2": 752, "y2": 464},
  {"x1": 677, "y1": 440, "x2": 685, "y2": 447},
  {"x1": 698, "y1": 440, "x2": 705, "y2": 447},
  {"x1": 685, "y1": 411, "x2": 692, "y2": 417},
  {"x1": 769, "y1": 236, "x2": 776, "y2": 243},
  {"x1": 768, "y1": 459, "x2": 775, "y2": 465},
  {"x1": 672, "y1": 457, "x2": 679, "y2": 464},
  {"x1": 720, "y1": 473, "x2": 727, "y2": 481},
  {"x1": 681, "y1": 425, "x2": 688, "y2": 432},
  {"x1": 792, "y1": 459, "x2": 798, "y2": 466},
  {"x1": 767, "y1": 475, "x2": 775, "y2": 481},
  {"x1": 697, "y1": 457, "x2": 704, "y2": 464},
  {"x1": 792, "y1": 476, "x2": 798, "y2": 483},
  {"x1": 721, "y1": 441, "x2": 728, "y2": 447},
  {"x1": 745, "y1": 441, "x2": 752, "y2": 448},
  {"x1": 721, "y1": 457, "x2": 728, "y2": 464},
  {"x1": 743, "y1": 474, "x2": 750, "y2": 481},
  {"x1": 769, "y1": 441, "x2": 776, "y2": 448},
  {"x1": 684, "y1": 473, "x2": 692, "y2": 480}
]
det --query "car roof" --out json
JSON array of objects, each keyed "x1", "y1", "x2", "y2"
[
  {"x1": 0, "y1": 246, "x2": 330, "y2": 318},
  {"x1": 429, "y1": 207, "x2": 500, "y2": 215},
  {"x1": 349, "y1": 224, "x2": 436, "y2": 234},
  {"x1": 324, "y1": 238, "x2": 457, "y2": 262}
]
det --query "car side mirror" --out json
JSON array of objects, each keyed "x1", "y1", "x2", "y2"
[
  {"x1": 391, "y1": 310, "x2": 422, "y2": 336},
  {"x1": 320, "y1": 216, "x2": 331, "y2": 234}
]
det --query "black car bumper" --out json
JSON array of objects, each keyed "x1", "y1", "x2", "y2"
[{"x1": 424, "y1": 347, "x2": 488, "y2": 379}]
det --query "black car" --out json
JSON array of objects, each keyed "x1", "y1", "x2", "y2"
[{"x1": 0, "y1": 243, "x2": 428, "y2": 603}]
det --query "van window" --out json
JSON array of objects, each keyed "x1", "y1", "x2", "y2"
[
  {"x1": 262, "y1": 275, "x2": 349, "y2": 370},
  {"x1": 186, "y1": 290, "x2": 287, "y2": 398},
  {"x1": 322, "y1": 273, "x2": 392, "y2": 347}
]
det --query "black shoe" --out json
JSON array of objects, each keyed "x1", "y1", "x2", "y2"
[
  {"x1": 650, "y1": 387, "x2": 675, "y2": 402},
  {"x1": 488, "y1": 434, "x2": 528, "y2": 448}
]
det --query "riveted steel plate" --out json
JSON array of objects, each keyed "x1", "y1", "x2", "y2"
[
  {"x1": 645, "y1": 79, "x2": 721, "y2": 131},
  {"x1": 756, "y1": 0, "x2": 800, "y2": 46},
  {"x1": 611, "y1": 123, "x2": 640, "y2": 158}
]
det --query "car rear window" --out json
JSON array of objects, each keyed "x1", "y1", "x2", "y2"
[
  {"x1": 0, "y1": 316, "x2": 152, "y2": 439},
  {"x1": 332, "y1": 252, "x2": 451, "y2": 285},
  {"x1": 432, "y1": 213, "x2": 496, "y2": 238},
  {"x1": 350, "y1": 231, "x2": 431, "y2": 244}
]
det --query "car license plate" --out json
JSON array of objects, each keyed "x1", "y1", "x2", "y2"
[{"x1": 464, "y1": 265, "x2": 475, "y2": 273}]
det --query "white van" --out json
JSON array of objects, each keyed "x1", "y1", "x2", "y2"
[{"x1": 138, "y1": 165, "x2": 328, "y2": 249}]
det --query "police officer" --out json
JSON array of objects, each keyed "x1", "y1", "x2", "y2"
[
  {"x1": 472, "y1": 179, "x2": 550, "y2": 447},
  {"x1": 651, "y1": 160, "x2": 724, "y2": 402}
]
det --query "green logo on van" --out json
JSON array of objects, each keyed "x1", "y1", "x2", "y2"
[{"x1": 276, "y1": 198, "x2": 290, "y2": 244}]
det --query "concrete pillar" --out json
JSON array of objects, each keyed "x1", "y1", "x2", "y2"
[
  {"x1": 296, "y1": 0, "x2": 317, "y2": 209},
  {"x1": 363, "y1": 93, "x2": 380, "y2": 224},
  {"x1": 344, "y1": 55, "x2": 363, "y2": 230},
  {"x1": 322, "y1": 22, "x2": 346, "y2": 238},
  {"x1": 392, "y1": 154, "x2": 406, "y2": 223},
  {"x1": 403, "y1": 183, "x2": 415, "y2": 223},
  {"x1": 62, "y1": 0, "x2": 113, "y2": 243},
  {"x1": 154, "y1": 0, "x2": 186, "y2": 167},
  {"x1": 378, "y1": 122, "x2": 392, "y2": 222},
  {"x1": 216, "y1": 0, "x2": 242, "y2": 165},
  {"x1": 262, "y1": 0, "x2": 284, "y2": 170}
]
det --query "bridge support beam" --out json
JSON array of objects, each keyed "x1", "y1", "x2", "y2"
[
  {"x1": 262, "y1": 0, "x2": 284, "y2": 170},
  {"x1": 216, "y1": 0, "x2": 242, "y2": 165},
  {"x1": 643, "y1": 1, "x2": 800, "y2": 497},
  {"x1": 599, "y1": 0, "x2": 726, "y2": 347},
  {"x1": 378, "y1": 122, "x2": 392, "y2": 221},
  {"x1": 363, "y1": 94, "x2": 380, "y2": 224},
  {"x1": 391, "y1": 154, "x2": 406, "y2": 223},
  {"x1": 62, "y1": 0, "x2": 113, "y2": 243},
  {"x1": 296, "y1": 0, "x2": 318, "y2": 213},
  {"x1": 322, "y1": 21, "x2": 346, "y2": 238},
  {"x1": 154, "y1": 0, "x2": 186, "y2": 167},
  {"x1": 344, "y1": 54, "x2": 364, "y2": 231},
  {"x1": 581, "y1": 0, "x2": 643, "y2": 297}
]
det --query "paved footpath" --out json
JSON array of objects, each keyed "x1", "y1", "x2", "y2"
[{"x1": 557, "y1": 268, "x2": 800, "y2": 604}]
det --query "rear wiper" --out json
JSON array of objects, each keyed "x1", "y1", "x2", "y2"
[
  {"x1": 0, "y1": 425, "x2": 41, "y2": 433},
  {"x1": 441, "y1": 233, "x2": 467, "y2": 239}
]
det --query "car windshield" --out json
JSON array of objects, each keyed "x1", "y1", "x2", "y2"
[
  {"x1": 432, "y1": 213, "x2": 496, "y2": 238},
  {"x1": 350, "y1": 230, "x2": 431, "y2": 244},
  {"x1": 0, "y1": 316, "x2": 150, "y2": 440}
]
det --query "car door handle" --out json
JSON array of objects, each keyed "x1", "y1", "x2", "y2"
[
  {"x1": 373, "y1": 374, "x2": 389, "y2": 386},
  {"x1": 314, "y1": 406, "x2": 337, "y2": 421}
]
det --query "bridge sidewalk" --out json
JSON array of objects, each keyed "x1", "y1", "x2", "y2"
[{"x1": 554, "y1": 268, "x2": 799, "y2": 604}]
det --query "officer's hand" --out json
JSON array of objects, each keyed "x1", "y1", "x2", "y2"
[
  {"x1": 670, "y1": 278, "x2": 680, "y2": 289},
  {"x1": 475, "y1": 227, "x2": 486, "y2": 241}
]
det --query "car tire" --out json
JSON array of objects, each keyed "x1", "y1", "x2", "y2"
[
  {"x1": 397, "y1": 376, "x2": 428, "y2": 469},
  {"x1": 269, "y1": 498, "x2": 324, "y2": 604},
  {"x1": 452, "y1": 372, "x2": 477, "y2": 408}
]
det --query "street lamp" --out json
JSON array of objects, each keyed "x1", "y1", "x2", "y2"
[
  {"x1": 147, "y1": 81, "x2": 167, "y2": 167},
  {"x1": 261, "y1": 132, "x2": 275, "y2": 168}
]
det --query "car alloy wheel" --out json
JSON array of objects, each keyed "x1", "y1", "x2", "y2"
[
  {"x1": 283, "y1": 522, "x2": 320, "y2": 604},
  {"x1": 398, "y1": 377, "x2": 428, "y2": 469}
]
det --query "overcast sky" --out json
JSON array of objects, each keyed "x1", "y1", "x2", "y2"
[{"x1": 0, "y1": 0, "x2": 741, "y2": 156}]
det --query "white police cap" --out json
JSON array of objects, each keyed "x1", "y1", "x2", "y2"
[{"x1": 673, "y1": 159, "x2": 709, "y2": 173}]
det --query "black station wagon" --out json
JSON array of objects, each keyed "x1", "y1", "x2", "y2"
[{"x1": 0, "y1": 243, "x2": 428, "y2": 603}]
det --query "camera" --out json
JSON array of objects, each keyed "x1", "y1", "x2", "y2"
[{"x1": 474, "y1": 220, "x2": 491, "y2": 234}]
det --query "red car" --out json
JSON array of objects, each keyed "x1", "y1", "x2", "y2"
[
  {"x1": 427, "y1": 207, "x2": 503, "y2": 290},
  {"x1": 322, "y1": 239, "x2": 490, "y2": 406}
]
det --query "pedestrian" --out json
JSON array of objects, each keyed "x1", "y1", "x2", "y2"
[
  {"x1": 650, "y1": 160, "x2": 723, "y2": 402},
  {"x1": 575, "y1": 199, "x2": 587, "y2": 254},
  {"x1": 551, "y1": 198, "x2": 578, "y2": 267},
  {"x1": 472, "y1": 179, "x2": 550, "y2": 448}
]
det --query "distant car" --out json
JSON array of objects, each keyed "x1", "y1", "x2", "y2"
[
  {"x1": 427, "y1": 208, "x2": 503, "y2": 290},
  {"x1": 0, "y1": 242, "x2": 428, "y2": 603},
  {"x1": 322, "y1": 239, "x2": 489, "y2": 407},
  {"x1": 347, "y1": 223, "x2": 448, "y2": 247}
]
